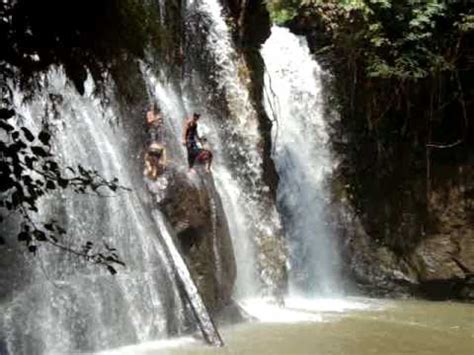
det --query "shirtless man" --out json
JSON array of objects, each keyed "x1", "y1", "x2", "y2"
[{"x1": 182, "y1": 113, "x2": 212, "y2": 172}]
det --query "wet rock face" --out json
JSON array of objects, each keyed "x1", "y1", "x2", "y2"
[
  {"x1": 336, "y1": 206, "x2": 419, "y2": 298},
  {"x1": 221, "y1": 0, "x2": 279, "y2": 198},
  {"x1": 155, "y1": 169, "x2": 236, "y2": 314},
  {"x1": 411, "y1": 167, "x2": 474, "y2": 299},
  {"x1": 337, "y1": 167, "x2": 474, "y2": 301}
]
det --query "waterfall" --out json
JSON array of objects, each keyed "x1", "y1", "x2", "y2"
[
  {"x1": 184, "y1": 0, "x2": 285, "y2": 300},
  {"x1": 0, "y1": 69, "x2": 204, "y2": 353},
  {"x1": 262, "y1": 27, "x2": 341, "y2": 297},
  {"x1": 146, "y1": 0, "x2": 285, "y2": 300},
  {"x1": 1, "y1": 3, "x2": 304, "y2": 353}
]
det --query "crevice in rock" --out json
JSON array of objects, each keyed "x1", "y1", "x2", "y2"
[{"x1": 178, "y1": 227, "x2": 205, "y2": 255}]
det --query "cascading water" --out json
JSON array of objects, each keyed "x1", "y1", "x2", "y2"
[
  {"x1": 262, "y1": 27, "x2": 341, "y2": 297},
  {"x1": 0, "y1": 69, "x2": 221, "y2": 353},
  {"x1": 1, "y1": 3, "x2": 351, "y2": 354},
  {"x1": 145, "y1": 0, "x2": 286, "y2": 301}
]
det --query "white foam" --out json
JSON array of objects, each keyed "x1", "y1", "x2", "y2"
[
  {"x1": 96, "y1": 337, "x2": 196, "y2": 355},
  {"x1": 99, "y1": 297, "x2": 386, "y2": 353},
  {"x1": 284, "y1": 297, "x2": 376, "y2": 313},
  {"x1": 241, "y1": 299, "x2": 323, "y2": 323},
  {"x1": 240, "y1": 297, "x2": 381, "y2": 324}
]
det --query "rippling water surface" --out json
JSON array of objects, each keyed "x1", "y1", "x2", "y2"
[{"x1": 102, "y1": 298, "x2": 474, "y2": 355}]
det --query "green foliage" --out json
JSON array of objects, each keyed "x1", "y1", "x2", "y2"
[
  {"x1": 286, "y1": 0, "x2": 473, "y2": 252},
  {"x1": 0, "y1": 0, "x2": 163, "y2": 94},
  {"x1": 0, "y1": 2, "x2": 158, "y2": 273},
  {"x1": 456, "y1": 13, "x2": 474, "y2": 32},
  {"x1": 0, "y1": 94, "x2": 129, "y2": 273},
  {"x1": 265, "y1": 0, "x2": 301, "y2": 24},
  {"x1": 271, "y1": 0, "x2": 471, "y2": 80}
]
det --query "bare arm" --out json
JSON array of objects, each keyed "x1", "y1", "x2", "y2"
[
  {"x1": 182, "y1": 119, "x2": 190, "y2": 145},
  {"x1": 161, "y1": 148, "x2": 167, "y2": 166},
  {"x1": 144, "y1": 153, "x2": 152, "y2": 174},
  {"x1": 146, "y1": 111, "x2": 155, "y2": 125}
]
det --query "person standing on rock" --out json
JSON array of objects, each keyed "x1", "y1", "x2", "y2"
[
  {"x1": 146, "y1": 103, "x2": 164, "y2": 143},
  {"x1": 144, "y1": 103, "x2": 167, "y2": 180},
  {"x1": 182, "y1": 113, "x2": 212, "y2": 173}
]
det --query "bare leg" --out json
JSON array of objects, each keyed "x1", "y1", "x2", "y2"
[
  {"x1": 151, "y1": 156, "x2": 159, "y2": 180},
  {"x1": 205, "y1": 152, "x2": 213, "y2": 173},
  {"x1": 187, "y1": 145, "x2": 197, "y2": 174}
]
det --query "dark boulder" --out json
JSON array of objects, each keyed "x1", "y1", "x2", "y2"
[{"x1": 151, "y1": 168, "x2": 237, "y2": 314}]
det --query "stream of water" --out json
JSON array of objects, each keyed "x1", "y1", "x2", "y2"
[
  {"x1": 146, "y1": 0, "x2": 284, "y2": 301},
  {"x1": 0, "y1": 71, "x2": 201, "y2": 353},
  {"x1": 262, "y1": 26, "x2": 341, "y2": 297}
]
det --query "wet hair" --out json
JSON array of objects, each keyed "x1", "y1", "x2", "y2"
[
  {"x1": 193, "y1": 112, "x2": 201, "y2": 118},
  {"x1": 149, "y1": 103, "x2": 160, "y2": 113}
]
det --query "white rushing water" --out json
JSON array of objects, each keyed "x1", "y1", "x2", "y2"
[
  {"x1": 144, "y1": 69, "x2": 263, "y2": 301},
  {"x1": 145, "y1": 0, "x2": 285, "y2": 301},
  {"x1": 240, "y1": 297, "x2": 375, "y2": 324},
  {"x1": 0, "y1": 69, "x2": 204, "y2": 353},
  {"x1": 187, "y1": 0, "x2": 284, "y2": 300},
  {"x1": 262, "y1": 27, "x2": 341, "y2": 297},
  {"x1": 1, "y1": 5, "x2": 337, "y2": 354}
]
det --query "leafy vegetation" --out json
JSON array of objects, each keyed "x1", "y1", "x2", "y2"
[
  {"x1": 266, "y1": 0, "x2": 301, "y2": 24},
  {"x1": 0, "y1": 91, "x2": 130, "y2": 273},
  {"x1": 0, "y1": 0, "x2": 165, "y2": 273},
  {"x1": 0, "y1": 0, "x2": 163, "y2": 94},
  {"x1": 267, "y1": 0, "x2": 473, "y2": 253},
  {"x1": 267, "y1": 0, "x2": 473, "y2": 79}
]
